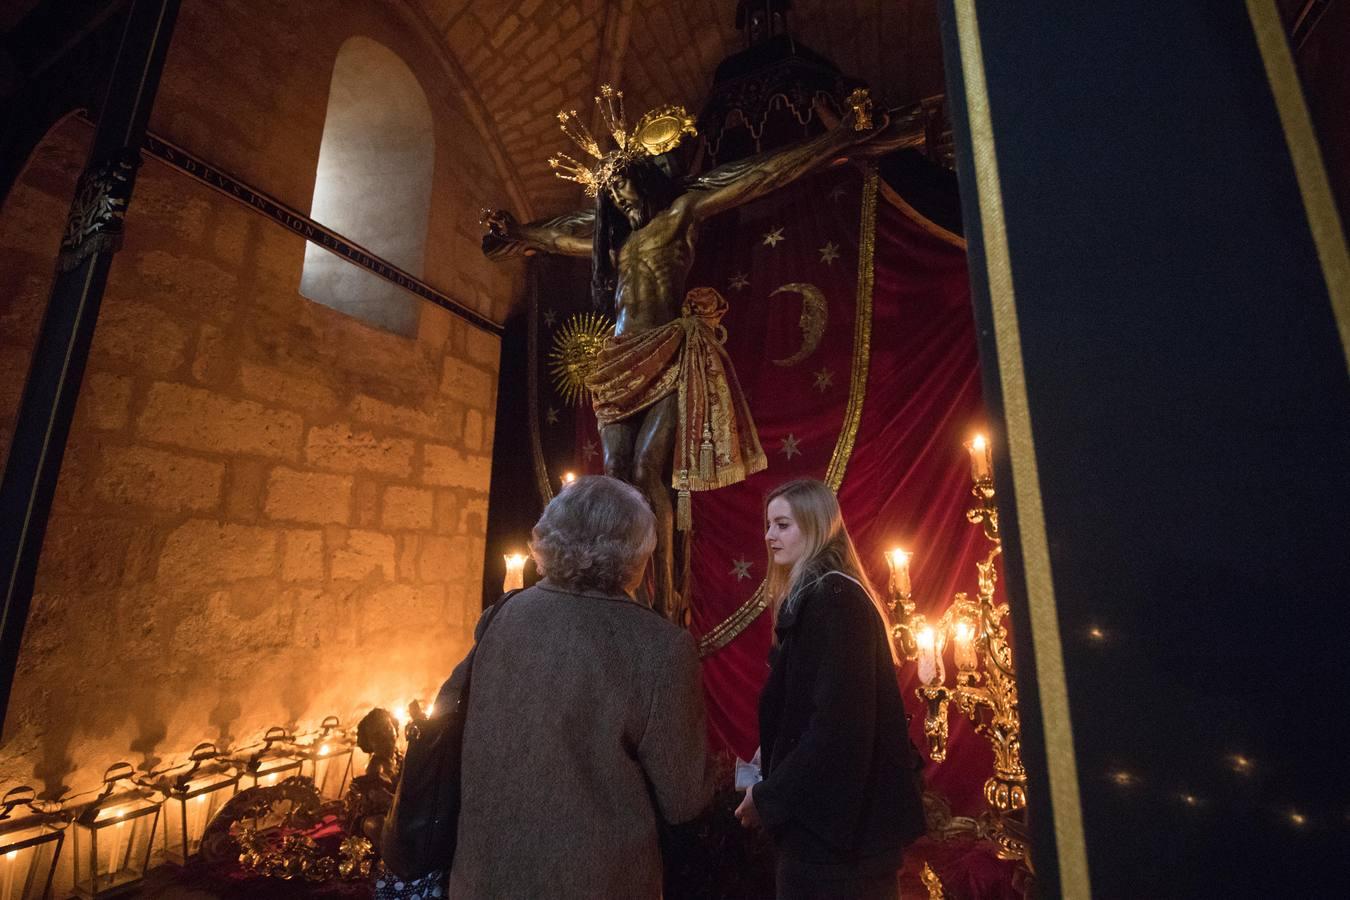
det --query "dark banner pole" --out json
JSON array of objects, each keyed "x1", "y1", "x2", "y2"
[{"x1": 0, "y1": 0, "x2": 182, "y2": 727}]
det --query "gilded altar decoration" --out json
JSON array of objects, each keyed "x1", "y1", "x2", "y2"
[
  {"x1": 59, "y1": 149, "x2": 141, "y2": 271},
  {"x1": 586, "y1": 287, "x2": 767, "y2": 530},
  {"x1": 549, "y1": 84, "x2": 697, "y2": 196},
  {"x1": 549, "y1": 312, "x2": 616, "y2": 405},
  {"x1": 887, "y1": 436, "x2": 1031, "y2": 870}
]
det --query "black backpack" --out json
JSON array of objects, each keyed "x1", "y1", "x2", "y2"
[{"x1": 379, "y1": 590, "x2": 519, "y2": 880}]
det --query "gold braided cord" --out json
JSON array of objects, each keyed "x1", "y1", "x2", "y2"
[
  {"x1": 699, "y1": 168, "x2": 878, "y2": 656},
  {"x1": 825, "y1": 165, "x2": 877, "y2": 490}
]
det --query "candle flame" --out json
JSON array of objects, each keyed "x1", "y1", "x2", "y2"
[
  {"x1": 972, "y1": 434, "x2": 987, "y2": 451},
  {"x1": 955, "y1": 621, "x2": 975, "y2": 642},
  {"x1": 561, "y1": 472, "x2": 577, "y2": 485},
  {"x1": 885, "y1": 548, "x2": 911, "y2": 568},
  {"x1": 319, "y1": 743, "x2": 330, "y2": 757},
  {"x1": 504, "y1": 553, "x2": 527, "y2": 567},
  {"x1": 916, "y1": 627, "x2": 936, "y2": 650}
]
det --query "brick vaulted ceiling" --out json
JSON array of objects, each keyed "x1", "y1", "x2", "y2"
[{"x1": 405, "y1": 0, "x2": 947, "y2": 218}]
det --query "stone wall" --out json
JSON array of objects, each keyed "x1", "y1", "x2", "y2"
[{"x1": 0, "y1": 0, "x2": 518, "y2": 838}]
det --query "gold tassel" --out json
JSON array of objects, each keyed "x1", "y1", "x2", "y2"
[
  {"x1": 699, "y1": 423, "x2": 715, "y2": 483},
  {"x1": 676, "y1": 469, "x2": 691, "y2": 531}
]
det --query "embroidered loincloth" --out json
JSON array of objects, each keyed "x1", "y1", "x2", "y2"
[{"x1": 586, "y1": 287, "x2": 767, "y2": 528}]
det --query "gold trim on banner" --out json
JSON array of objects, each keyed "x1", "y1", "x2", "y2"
[
  {"x1": 698, "y1": 167, "x2": 878, "y2": 656},
  {"x1": 1246, "y1": 0, "x2": 1350, "y2": 373},
  {"x1": 526, "y1": 265, "x2": 555, "y2": 506},
  {"x1": 953, "y1": 1, "x2": 1091, "y2": 894},
  {"x1": 879, "y1": 179, "x2": 968, "y2": 250}
]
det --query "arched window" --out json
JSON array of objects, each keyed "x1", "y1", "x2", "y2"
[{"x1": 301, "y1": 37, "x2": 434, "y2": 337}]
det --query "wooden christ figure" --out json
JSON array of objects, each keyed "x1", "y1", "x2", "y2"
[{"x1": 482, "y1": 86, "x2": 914, "y2": 624}]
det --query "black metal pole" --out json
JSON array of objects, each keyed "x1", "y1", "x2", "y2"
[{"x1": 0, "y1": 0, "x2": 181, "y2": 728}]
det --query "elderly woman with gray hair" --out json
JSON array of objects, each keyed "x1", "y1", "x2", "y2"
[{"x1": 447, "y1": 475, "x2": 712, "y2": 899}]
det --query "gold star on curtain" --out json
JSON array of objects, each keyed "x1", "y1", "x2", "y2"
[
  {"x1": 543, "y1": 308, "x2": 557, "y2": 327},
  {"x1": 545, "y1": 406, "x2": 559, "y2": 425},
  {"x1": 779, "y1": 433, "x2": 801, "y2": 459},
  {"x1": 730, "y1": 558, "x2": 752, "y2": 581},
  {"x1": 828, "y1": 184, "x2": 847, "y2": 202},
  {"x1": 581, "y1": 439, "x2": 599, "y2": 462},
  {"x1": 729, "y1": 272, "x2": 750, "y2": 291},
  {"x1": 761, "y1": 227, "x2": 785, "y2": 247},
  {"x1": 813, "y1": 367, "x2": 834, "y2": 392},
  {"x1": 818, "y1": 241, "x2": 840, "y2": 264}
]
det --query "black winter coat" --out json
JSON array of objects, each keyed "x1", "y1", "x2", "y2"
[{"x1": 755, "y1": 572, "x2": 927, "y2": 868}]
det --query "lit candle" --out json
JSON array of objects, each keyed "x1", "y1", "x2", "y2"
[
  {"x1": 107, "y1": 818, "x2": 126, "y2": 880},
  {"x1": 915, "y1": 627, "x2": 944, "y2": 685},
  {"x1": 885, "y1": 548, "x2": 912, "y2": 597},
  {"x1": 966, "y1": 434, "x2": 993, "y2": 483},
  {"x1": 190, "y1": 794, "x2": 207, "y2": 853},
  {"x1": 503, "y1": 553, "x2": 527, "y2": 592},
  {"x1": 561, "y1": 471, "x2": 577, "y2": 487},
  {"x1": 953, "y1": 618, "x2": 978, "y2": 671},
  {"x1": 3, "y1": 850, "x2": 16, "y2": 900}
]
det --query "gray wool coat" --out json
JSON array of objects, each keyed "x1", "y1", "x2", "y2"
[{"x1": 446, "y1": 581, "x2": 713, "y2": 899}]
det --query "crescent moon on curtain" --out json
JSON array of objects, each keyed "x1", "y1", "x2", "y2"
[{"x1": 771, "y1": 282, "x2": 828, "y2": 366}]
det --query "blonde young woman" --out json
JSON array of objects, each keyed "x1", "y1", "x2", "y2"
[{"x1": 735, "y1": 478, "x2": 926, "y2": 900}]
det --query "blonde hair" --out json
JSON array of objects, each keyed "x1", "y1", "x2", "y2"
[{"x1": 764, "y1": 479, "x2": 898, "y2": 663}]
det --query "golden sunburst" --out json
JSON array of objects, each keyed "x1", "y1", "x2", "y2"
[{"x1": 548, "y1": 312, "x2": 615, "y2": 405}]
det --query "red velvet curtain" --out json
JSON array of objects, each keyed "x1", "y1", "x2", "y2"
[{"x1": 679, "y1": 165, "x2": 998, "y2": 816}]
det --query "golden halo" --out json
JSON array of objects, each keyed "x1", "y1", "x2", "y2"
[{"x1": 548, "y1": 312, "x2": 615, "y2": 406}]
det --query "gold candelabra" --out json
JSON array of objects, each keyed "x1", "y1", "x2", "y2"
[{"x1": 886, "y1": 435, "x2": 1030, "y2": 867}]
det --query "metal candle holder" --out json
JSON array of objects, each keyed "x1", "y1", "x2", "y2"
[{"x1": 886, "y1": 437, "x2": 1031, "y2": 868}]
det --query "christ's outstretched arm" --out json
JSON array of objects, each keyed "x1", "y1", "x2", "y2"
[{"x1": 481, "y1": 208, "x2": 595, "y2": 259}]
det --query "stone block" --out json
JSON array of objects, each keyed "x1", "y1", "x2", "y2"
[
  {"x1": 330, "y1": 529, "x2": 396, "y2": 581},
  {"x1": 363, "y1": 582, "x2": 446, "y2": 633},
  {"x1": 418, "y1": 535, "x2": 454, "y2": 582},
  {"x1": 191, "y1": 323, "x2": 233, "y2": 386},
  {"x1": 134, "y1": 249, "x2": 240, "y2": 321},
  {"x1": 355, "y1": 479, "x2": 380, "y2": 528},
  {"x1": 464, "y1": 408, "x2": 485, "y2": 452},
  {"x1": 461, "y1": 495, "x2": 489, "y2": 535},
  {"x1": 434, "y1": 490, "x2": 460, "y2": 534},
  {"x1": 397, "y1": 534, "x2": 420, "y2": 581},
  {"x1": 350, "y1": 394, "x2": 452, "y2": 441},
  {"x1": 264, "y1": 467, "x2": 353, "y2": 524},
  {"x1": 226, "y1": 459, "x2": 267, "y2": 521},
  {"x1": 159, "y1": 520, "x2": 279, "y2": 585},
  {"x1": 305, "y1": 425, "x2": 415, "y2": 478},
  {"x1": 239, "y1": 360, "x2": 339, "y2": 413},
  {"x1": 90, "y1": 300, "x2": 188, "y2": 375},
  {"x1": 36, "y1": 517, "x2": 148, "y2": 589},
  {"x1": 464, "y1": 326, "x2": 500, "y2": 368},
  {"x1": 422, "y1": 444, "x2": 491, "y2": 491},
  {"x1": 282, "y1": 530, "x2": 325, "y2": 582},
  {"x1": 439, "y1": 358, "x2": 496, "y2": 407},
  {"x1": 95, "y1": 445, "x2": 225, "y2": 512},
  {"x1": 80, "y1": 372, "x2": 133, "y2": 431},
  {"x1": 138, "y1": 382, "x2": 304, "y2": 460},
  {"x1": 382, "y1": 486, "x2": 435, "y2": 530}
]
